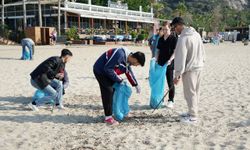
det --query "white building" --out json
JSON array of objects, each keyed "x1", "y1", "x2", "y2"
[{"x1": 0, "y1": 0, "x2": 155, "y2": 35}]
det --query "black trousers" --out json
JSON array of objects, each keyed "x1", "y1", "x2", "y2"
[
  {"x1": 94, "y1": 71, "x2": 115, "y2": 116},
  {"x1": 166, "y1": 68, "x2": 175, "y2": 102}
]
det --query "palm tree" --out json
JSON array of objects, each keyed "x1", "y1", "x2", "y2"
[
  {"x1": 175, "y1": 1, "x2": 187, "y2": 17},
  {"x1": 152, "y1": 2, "x2": 164, "y2": 18}
]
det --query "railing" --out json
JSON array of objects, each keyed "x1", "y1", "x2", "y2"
[
  {"x1": 27, "y1": 0, "x2": 59, "y2": 2},
  {"x1": 1, "y1": 0, "x2": 59, "y2": 7},
  {"x1": 0, "y1": 9, "x2": 58, "y2": 18},
  {"x1": 66, "y1": 2, "x2": 153, "y2": 19},
  {"x1": 0, "y1": 1, "x2": 154, "y2": 22}
]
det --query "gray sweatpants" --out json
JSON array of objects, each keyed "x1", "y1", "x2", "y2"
[{"x1": 182, "y1": 70, "x2": 202, "y2": 118}]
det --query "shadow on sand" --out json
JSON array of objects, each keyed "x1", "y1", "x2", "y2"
[
  {"x1": 64, "y1": 103, "x2": 151, "y2": 111},
  {"x1": 229, "y1": 119, "x2": 250, "y2": 128},
  {"x1": 0, "y1": 113, "x2": 179, "y2": 125},
  {"x1": 0, "y1": 96, "x2": 179, "y2": 124},
  {"x1": 0, "y1": 57, "x2": 21, "y2": 60},
  {"x1": 0, "y1": 96, "x2": 32, "y2": 111},
  {"x1": 0, "y1": 114, "x2": 103, "y2": 124}
]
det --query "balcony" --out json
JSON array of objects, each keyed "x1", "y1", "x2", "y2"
[{"x1": 57, "y1": 1, "x2": 154, "y2": 23}]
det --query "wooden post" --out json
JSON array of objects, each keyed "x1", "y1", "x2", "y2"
[
  {"x1": 137, "y1": 22, "x2": 139, "y2": 32},
  {"x1": 125, "y1": 21, "x2": 128, "y2": 34},
  {"x1": 1, "y1": 0, "x2": 4, "y2": 27},
  {"x1": 104, "y1": 19, "x2": 106, "y2": 30},
  {"x1": 23, "y1": 0, "x2": 27, "y2": 29},
  {"x1": 64, "y1": 0, "x2": 68, "y2": 31},
  {"x1": 91, "y1": 18, "x2": 94, "y2": 34},
  {"x1": 78, "y1": 15, "x2": 80, "y2": 31},
  {"x1": 58, "y1": 0, "x2": 61, "y2": 36},
  {"x1": 91, "y1": 18, "x2": 94, "y2": 28},
  {"x1": 64, "y1": 12, "x2": 67, "y2": 29},
  {"x1": 38, "y1": 0, "x2": 42, "y2": 27},
  {"x1": 89, "y1": 18, "x2": 91, "y2": 29}
]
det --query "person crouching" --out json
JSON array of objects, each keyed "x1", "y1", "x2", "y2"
[{"x1": 28, "y1": 49, "x2": 73, "y2": 111}]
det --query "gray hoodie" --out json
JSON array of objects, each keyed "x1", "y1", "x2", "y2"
[{"x1": 174, "y1": 27, "x2": 205, "y2": 78}]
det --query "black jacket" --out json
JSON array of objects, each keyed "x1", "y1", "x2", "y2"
[
  {"x1": 30, "y1": 56, "x2": 64, "y2": 89},
  {"x1": 157, "y1": 34, "x2": 178, "y2": 69}
]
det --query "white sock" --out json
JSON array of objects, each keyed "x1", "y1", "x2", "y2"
[{"x1": 105, "y1": 116, "x2": 112, "y2": 120}]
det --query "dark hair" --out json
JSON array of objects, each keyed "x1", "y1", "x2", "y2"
[
  {"x1": 159, "y1": 27, "x2": 162, "y2": 31},
  {"x1": 170, "y1": 17, "x2": 185, "y2": 27},
  {"x1": 131, "y1": 52, "x2": 145, "y2": 66},
  {"x1": 61, "y1": 49, "x2": 73, "y2": 57}
]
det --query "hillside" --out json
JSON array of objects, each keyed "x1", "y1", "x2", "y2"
[
  {"x1": 225, "y1": 0, "x2": 249, "y2": 10},
  {"x1": 163, "y1": 0, "x2": 250, "y2": 14}
]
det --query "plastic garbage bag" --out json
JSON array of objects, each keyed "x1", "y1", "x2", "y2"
[
  {"x1": 32, "y1": 90, "x2": 45, "y2": 101},
  {"x1": 22, "y1": 48, "x2": 31, "y2": 60},
  {"x1": 112, "y1": 81, "x2": 132, "y2": 121},
  {"x1": 149, "y1": 58, "x2": 167, "y2": 109},
  {"x1": 32, "y1": 90, "x2": 54, "y2": 104}
]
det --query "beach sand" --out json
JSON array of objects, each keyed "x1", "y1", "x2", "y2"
[{"x1": 0, "y1": 43, "x2": 249, "y2": 150}]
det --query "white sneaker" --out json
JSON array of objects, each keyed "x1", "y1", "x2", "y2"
[
  {"x1": 28, "y1": 103, "x2": 39, "y2": 111},
  {"x1": 180, "y1": 116, "x2": 198, "y2": 124},
  {"x1": 166, "y1": 101, "x2": 174, "y2": 108},
  {"x1": 57, "y1": 104, "x2": 65, "y2": 109}
]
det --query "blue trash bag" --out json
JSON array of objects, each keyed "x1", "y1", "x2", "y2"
[
  {"x1": 32, "y1": 90, "x2": 54, "y2": 104},
  {"x1": 22, "y1": 47, "x2": 31, "y2": 60},
  {"x1": 149, "y1": 58, "x2": 167, "y2": 109},
  {"x1": 32, "y1": 90, "x2": 45, "y2": 101},
  {"x1": 112, "y1": 81, "x2": 132, "y2": 121}
]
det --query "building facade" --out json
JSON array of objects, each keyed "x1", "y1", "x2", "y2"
[{"x1": 0, "y1": 0, "x2": 156, "y2": 36}]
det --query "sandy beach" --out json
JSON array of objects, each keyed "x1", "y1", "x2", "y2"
[{"x1": 0, "y1": 43, "x2": 249, "y2": 150}]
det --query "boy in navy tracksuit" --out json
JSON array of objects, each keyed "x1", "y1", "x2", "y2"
[{"x1": 93, "y1": 47, "x2": 145, "y2": 125}]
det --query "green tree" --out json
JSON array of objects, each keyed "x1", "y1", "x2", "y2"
[
  {"x1": 210, "y1": 5, "x2": 223, "y2": 32},
  {"x1": 171, "y1": 1, "x2": 193, "y2": 26},
  {"x1": 152, "y1": 2, "x2": 165, "y2": 18},
  {"x1": 173, "y1": 1, "x2": 187, "y2": 17},
  {"x1": 123, "y1": 0, "x2": 151, "y2": 11},
  {"x1": 237, "y1": 11, "x2": 248, "y2": 27}
]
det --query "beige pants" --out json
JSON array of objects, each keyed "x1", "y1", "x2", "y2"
[{"x1": 182, "y1": 70, "x2": 202, "y2": 118}]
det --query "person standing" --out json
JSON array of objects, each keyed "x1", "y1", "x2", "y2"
[
  {"x1": 93, "y1": 47, "x2": 145, "y2": 125},
  {"x1": 157, "y1": 21, "x2": 178, "y2": 108},
  {"x1": 172, "y1": 17, "x2": 206, "y2": 123},
  {"x1": 28, "y1": 49, "x2": 73, "y2": 111},
  {"x1": 148, "y1": 27, "x2": 163, "y2": 58},
  {"x1": 21, "y1": 38, "x2": 35, "y2": 60},
  {"x1": 50, "y1": 29, "x2": 57, "y2": 45}
]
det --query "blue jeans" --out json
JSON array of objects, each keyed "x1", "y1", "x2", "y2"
[
  {"x1": 22, "y1": 42, "x2": 33, "y2": 60},
  {"x1": 31, "y1": 79, "x2": 63, "y2": 106}
]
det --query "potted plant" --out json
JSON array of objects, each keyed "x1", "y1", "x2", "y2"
[
  {"x1": 66, "y1": 27, "x2": 79, "y2": 41},
  {"x1": 130, "y1": 30, "x2": 138, "y2": 42}
]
